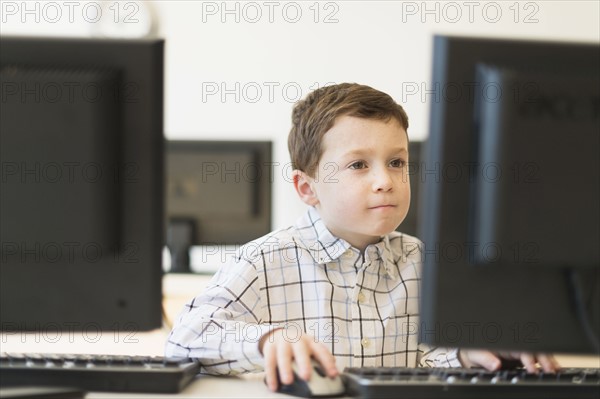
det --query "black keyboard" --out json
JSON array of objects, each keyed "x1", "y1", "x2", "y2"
[
  {"x1": 343, "y1": 367, "x2": 600, "y2": 399},
  {"x1": 0, "y1": 352, "x2": 200, "y2": 393}
]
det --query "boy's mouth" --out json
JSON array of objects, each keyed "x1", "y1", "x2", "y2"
[{"x1": 369, "y1": 204, "x2": 396, "y2": 210}]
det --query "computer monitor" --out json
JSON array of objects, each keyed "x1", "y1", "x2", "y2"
[
  {"x1": 0, "y1": 36, "x2": 164, "y2": 331},
  {"x1": 165, "y1": 140, "x2": 272, "y2": 273},
  {"x1": 419, "y1": 35, "x2": 599, "y2": 354},
  {"x1": 398, "y1": 140, "x2": 423, "y2": 238}
]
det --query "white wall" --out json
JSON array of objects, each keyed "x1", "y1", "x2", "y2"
[{"x1": 2, "y1": 0, "x2": 599, "y2": 230}]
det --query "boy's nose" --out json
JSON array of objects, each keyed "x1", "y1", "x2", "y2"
[{"x1": 372, "y1": 169, "x2": 393, "y2": 192}]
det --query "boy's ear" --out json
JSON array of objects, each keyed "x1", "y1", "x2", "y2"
[{"x1": 292, "y1": 170, "x2": 319, "y2": 206}]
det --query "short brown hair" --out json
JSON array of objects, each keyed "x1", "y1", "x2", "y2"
[{"x1": 288, "y1": 83, "x2": 409, "y2": 176}]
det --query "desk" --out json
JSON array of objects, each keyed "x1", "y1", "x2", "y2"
[
  {"x1": 88, "y1": 373, "x2": 307, "y2": 399},
  {"x1": 2, "y1": 274, "x2": 598, "y2": 398}
]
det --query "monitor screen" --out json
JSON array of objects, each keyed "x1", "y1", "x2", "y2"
[
  {"x1": 419, "y1": 35, "x2": 599, "y2": 354},
  {"x1": 0, "y1": 36, "x2": 164, "y2": 332},
  {"x1": 165, "y1": 140, "x2": 272, "y2": 273},
  {"x1": 398, "y1": 140, "x2": 423, "y2": 238}
]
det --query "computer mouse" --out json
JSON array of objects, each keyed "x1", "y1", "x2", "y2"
[
  {"x1": 276, "y1": 359, "x2": 345, "y2": 398},
  {"x1": 499, "y1": 358, "x2": 524, "y2": 370}
]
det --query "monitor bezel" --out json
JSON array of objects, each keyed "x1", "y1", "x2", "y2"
[
  {"x1": 418, "y1": 35, "x2": 600, "y2": 354},
  {"x1": 0, "y1": 36, "x2": 165, "y2": 332}
]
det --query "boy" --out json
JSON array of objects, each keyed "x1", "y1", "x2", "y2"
[{"x1": 165, "y1": 83, "x2": 558, "y2": 391}]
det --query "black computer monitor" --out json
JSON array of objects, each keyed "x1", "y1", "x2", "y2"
[
  {"x1": 419, "y1": 35, "x2": 599, "y2": 354},
  {"x1": 398, "y1": 140, "x2": 423, "y2": 238},
  {"x1": 165, "y1": 140, "x2": 272, "y2": 273},
  {"x1": 0, "y1": 36, "x2": 164, "y2": 331}
]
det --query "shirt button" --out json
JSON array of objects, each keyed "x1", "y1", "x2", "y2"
[
  {"x1": 361, "y1": 338, "x2": 370, "y2": 348},
  {"x1": 357, "y1": 291, "x2": 366, "y2": 303},
  {"x1": 344, "y1": 250, "x2": 353, "y2": 259}
]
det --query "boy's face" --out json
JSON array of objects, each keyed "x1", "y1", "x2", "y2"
[{"x1": 299, "y1": 115, "x2": 410, "y2": 250}]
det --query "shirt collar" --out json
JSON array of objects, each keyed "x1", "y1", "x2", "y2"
[
  {"x1": 294, "y1": 208, "x2": 402, "y2": 279},
  {"x1": 380, "y1": 234, "x2": 399, "y2": 279},
  {"x1": 294, "y1": 207, "x2": 352, "y2": 264}
]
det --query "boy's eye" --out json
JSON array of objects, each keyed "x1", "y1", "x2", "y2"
[
  {"x1": 389, "y1": 159, "x2": 406, "y2": 168},
  {"x1": 349, "y1": 161, "x2": 366, "y2": 170}
]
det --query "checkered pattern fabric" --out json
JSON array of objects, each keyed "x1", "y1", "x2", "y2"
[{"x1": 165, "y1": 207, "x2": 460, "y2": 374}]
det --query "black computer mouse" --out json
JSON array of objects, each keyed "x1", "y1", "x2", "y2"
[
  {"x1": 499, "y1": 359, "x2": 524, "y2": 370},
  {"x1": 276, "y1": 359, "x2": 345, "y2": 398}
]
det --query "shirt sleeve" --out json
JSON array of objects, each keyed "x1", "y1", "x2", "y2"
[
  {"x1": 417, "y1": 342, "x2": 463, "y2": 368},
  {"x1": 164, "y1": 256, "x2": 276, "y2": 375}
]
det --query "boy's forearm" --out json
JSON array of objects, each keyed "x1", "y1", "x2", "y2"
[
  {"x1": 164, "y1": 255, "x2": 272, "y2": 375},
  {"x1": 166, "y1": 317, "x2": 280, "y2": 375},
  {"x1": 418, "y1": 344, "x2": 462, "y2": 368}
]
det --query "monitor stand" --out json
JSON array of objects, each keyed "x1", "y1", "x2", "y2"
[{"x1": 167, "y1": 218, "x2": 195, "y2": 273}]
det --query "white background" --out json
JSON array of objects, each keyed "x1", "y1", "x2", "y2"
[{"x1": 2, "y1": 0, "x2": 599, "y2": 229}]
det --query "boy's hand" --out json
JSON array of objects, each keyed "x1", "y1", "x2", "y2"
[
  {"x1": 459, "y1": 349, "x2": 560, "y2": 373},
  {"x1": 259, "y1": 328, "x2": 339, "y2": 392}
]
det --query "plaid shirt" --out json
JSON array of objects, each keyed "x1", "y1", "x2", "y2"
[{"x1": 165, "y1": 207, "x2": 461, "y2": 374}]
